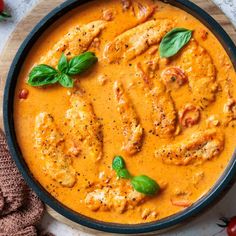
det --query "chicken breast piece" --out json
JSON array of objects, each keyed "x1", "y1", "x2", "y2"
[
  {"x1": 155, "y1": 129, "x2": 224, "y2": 165},
  {"x1": 178, "y1": 40, "x2": 217, "y2": 107},
  {"x1": 137, "y1": 63, "x2": 177, "y2": 138},
  {"x1": 104, "y1": 19, "x2": 173, "y2": 62},
  {"x1": 34, "y1": 112, "x2": 76, "y2": 187},
  {"x1": 223, "y1": 98, "x2": 236, "y2": 125},
  {"x1": 65, "y1": 91, "x2": 103, "y2": 161},
  {"x1": 114, "y1": 81, "x2": 143, "y2": 155},
  {"x1": 150, "y1": 83, "x2": 177, "y2": 137},
  {"x1": 39, "y1": 20, "x2": 106, "y2": 67},
  {"x1": 85, "y1": 182, "x2": 146, "y2": 213}
]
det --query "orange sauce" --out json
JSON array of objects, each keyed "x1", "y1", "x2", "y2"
[{"x1": 13, "y1": 0, "x2": 236, "y2": 224}]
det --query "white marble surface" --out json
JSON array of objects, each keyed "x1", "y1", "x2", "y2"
[{"x1": 0, "y1": 0, "x2": 236, "y2": 235}]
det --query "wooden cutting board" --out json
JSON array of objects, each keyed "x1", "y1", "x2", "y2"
[{"x1": 0, "y1": 0, "x2": 235, "y2": 234}]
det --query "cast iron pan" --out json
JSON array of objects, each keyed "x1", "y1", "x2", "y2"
[{"x1": 3, "y1": 0, "x2": 236, "y2": 234}]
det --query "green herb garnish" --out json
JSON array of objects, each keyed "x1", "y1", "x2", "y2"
[
  {"x1": 112, "y1": 156, "x2": 131, "y2": 179},
  {"x1": 27, "y1": 52, "x2": 98, "y2": 88},
  {"x1": 112, "y1": 156, "x2": 160, "y2": 195},
  {"x1": 131, "y1": 175, "x2": 160, "y2": 195},
  {"x1": 68, "y1": 52, "x2": 98, "y2": 75},
  {"x1": 117, "y1": 168, "x2": 132, "y2": 179},
  {"x1": 28, "y1": 64, "x2": 59, "y2": 86},
  {"x1": 57, "y1": 73, "x2": 74, "y2": 88},
  {"x1": 58, "y1": 53, "x2": 69, "y2": 73},
  {"x1": 159, "y1": 28, "x2": 192, "y2": 58},
  {"x1": 112, "y1": 156, "x2": 126, "y2": 172},
  {"x1": 0, "y1": 11, "x2": 11, "y2": 21}
]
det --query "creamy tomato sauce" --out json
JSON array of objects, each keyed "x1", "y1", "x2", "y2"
[{"x1": 14, "y1": 0, "x2": 236, "y2": 224}]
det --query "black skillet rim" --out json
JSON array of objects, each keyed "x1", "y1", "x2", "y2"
[{"x1": 3, "y1": 0, "x2": 236, "y2": 234}]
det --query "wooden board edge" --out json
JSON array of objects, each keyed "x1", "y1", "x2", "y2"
[{"x1": 0, "y1": 0, "x2": 235, "y2": 231}]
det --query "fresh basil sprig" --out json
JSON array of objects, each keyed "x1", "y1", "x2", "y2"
[
  {"x1": 131, "y1": 175, "x2": 160, "y2": 195},
  {"x1": 57, "y1": 73, "x2": 74, "y2": 88},
  {"x1": 27, "y1": 52, "x2": 98, "y2": 88},
  {"x1": 68, "y1": 52, "x2": 98, "y2": 75},
  {"x1": 112, "y1": 156, "x2": 160, "y2": 195},
  {"x1": 117, "y1": 168, "x2": 132, "y2": 179},
  {"x1": 112, "y1": 156, "x2": 131, "y2": 179},
  {"x1": 112, "y1": 155, "x2": 125, "y2": 172},
  {"x1": 58, "y1": 53, "x2": 69, "y2": 73},
  {"x1": 28, "y1": 65, "x2": 59, "y2": 86},
  {"x1": 159, "y1": 28, "x2": 192, "y2": 58}
]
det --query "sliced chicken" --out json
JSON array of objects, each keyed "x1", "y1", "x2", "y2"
[
  {"x1": 65, "y1": 91, "x2": 103, "y2": 161},
  {"x1": 114, "y1": 81, "x2": 143, "y2": 155},
  {"x1": 137, "y1": 63, "x2": 177, "y2": 138},
  {"x1": 223, "y1": 98, "x2": 236, "y2": 124},
  {"x1": 155, "y1": 129, "x2": 224, "y2": 165},
  {"x1": 104, "y1": 19, "x2": 173, "y2": 62},
  {"x1": 150, "y1": 84, "x2": 177, "y2": 137},
  {"x1": 178, "y1": 40, "x2": 218, "y2": 107},
  {"x1": 40, "y1": 20, "x2": 106, "y2": 67},
  {"x1": 85, "y1": 181, "x2": 146, "y2": 213},
  {"x1": 34, "y1": 112, "x2": 76, "y2": 187}
]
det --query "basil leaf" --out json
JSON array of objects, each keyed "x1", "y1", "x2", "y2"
[
  {"x1": 112, "y1": 156, "x2": 126, "y2": 172},
  {"x1": 160, "y1": 28, "x2": 192, "y2": 58},
  {"x1": 1, "y1": 11, "x2": 11, "y2": 17},
  {"x1": 0, "y1": 11, "x2": 11, "y2": 21},
  {"x1": 28, "y1": 65, "x2": 58, "y2": 86},
  {"x1": 68, "y1": 52, "x2": 98, "y2": 76},
  {"x1": 57, "y1": 73, "x2": 74, "y2": 88},
  {"x1": 117, "y1": 169, "x2": 132, "y2": 179},
  {"x1": 131, "y1": 175, "x2": 160, "y2": 195},
  {"x1": 28, "y1": 52, "x2": 98, "y2": 88},
  {"x1": 58, "y1": 53, "x2": 69, "y2": 73}
]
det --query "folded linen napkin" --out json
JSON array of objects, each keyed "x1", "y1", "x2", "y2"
[{"x1": 0, "y1": 129, "x2": 44, "y2": 236}]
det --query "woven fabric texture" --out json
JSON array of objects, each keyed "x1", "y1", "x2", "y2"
[{"x1": 0, "y1": 130, "x2": 44, "y2": 236}]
